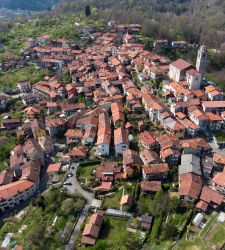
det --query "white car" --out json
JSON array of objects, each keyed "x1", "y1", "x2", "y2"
[{"x1": 63, "y1": 182, "x2": 72, "y2": 186}]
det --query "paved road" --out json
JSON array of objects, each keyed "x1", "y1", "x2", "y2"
[
  {"x1": 209, "y1": 139, "x2": 225, "y2": 155},
  {"x1": 64, "y1": 163, "x2": 94, "y2": 250},
  {"x1": 65, "y1": 203, "x2": 89, "y2": 250},
  {"x1": 0, "y1": 91, "x2": 28, "y2": 99},
  {"x1": 65, "y1": 164, "x2": 94, "y2": 203}
]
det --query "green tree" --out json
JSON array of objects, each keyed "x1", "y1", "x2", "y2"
[
  {"x1": 28, "y1": 224, "x2": 45, "y2": 245},
  {"x1": 74, "y1": 197, "x2": 85, "y2": 212},
  {"x1": 125, "y1": 234, "x2": 142, "y2": 250},
  {"x1": 169, "y1": 196, "x2": 180, "y2": 213},
  {"x1": 32, "y1": 194, "x2": 46, "y2": 209},
  {"x1": 77, "y1": 95, "x2": 85, "y2": 103},
  {"x1": 59, "y1": 69, "x2": 71, "y2": 84},
  {"x1": 161, "y1": 223, "x2": 178, "y2": 240},
  {"x1": 85, "y1": 5, "x2": 91, "y2": 16},
  {"x1": 149, "y1": 189, "x2": 169, "y2": 216},
  {"x1": 61, "y1": 198, "x2": 75, "y2": 215},
  {"x1": 123, "y1": 106, "x2": 130, "y2": 115},
  {"x1": 16, "y1": 135, "x2": 26, "y2": 145}
]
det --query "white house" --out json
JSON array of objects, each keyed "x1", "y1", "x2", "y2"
[
  {"x1": 46, "y1": 118, "x2": 65, "y2": 137},
  {"x1": 0, "y1": 180, "x2": 38, "y2": 212},
  {"x1": 114, "y1": 127, "x2": 129, "y2": 156},
  {"x1": 186, "y1": 69, "x2": 202, "y2": 90},
  {"x1": 96, "y1": 134, "x2": 111, "y2": 156},
  {"x1": 189, "y1": 109, "x2": 208, "y2": 130}
]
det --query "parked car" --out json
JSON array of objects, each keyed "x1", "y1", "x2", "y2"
[{"x1": 63, "y1": 182, "x2": 72, "y2": 186}]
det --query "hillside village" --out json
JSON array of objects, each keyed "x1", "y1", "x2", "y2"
[{"x1": 0, "y1": 20, "x2": 225, "y2": 250}]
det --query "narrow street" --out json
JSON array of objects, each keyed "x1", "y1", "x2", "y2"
[
  {"x1": 64, "y1": 163, "x2": 94, "y2": 250},
  {"x1": 65, "y1": 203, "x2": 89, "y2": 250}
]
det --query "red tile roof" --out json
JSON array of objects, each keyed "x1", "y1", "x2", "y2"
[
  {"x1": 114, "y1": 127, "x2": 129, "y2": 145},
  {"x1": 65, "y1": 129, "x2": 83, "y2": 138},
  {"x1": 213, "y1": 153, "x2": 225, "y2": 165},
  {"x1": 212, "y1": 170, "x2": 225, "y2": 187},
  {"x1": 142, "y1": 163, "x2": 169, "y2": 175},
  {"x1": 123, "y1": 149, "x2": 142, "y2": 166},
  {"x1": 0, "y1": 180, "x2": 35, "y2": 201},
  {"x1": 69, "y1": 146, "x2": 87, "y2": 157},
  {"x1": 47, "y1": 163, "x2": 61, "y2": 173},
  {"x1": 179, "y1": 173, "x2": 202, "y2": 200},
  {"x1": 171, "y1": 59, "x2": 192, "y2": 71},
  {"x1": 120, "y1": 194, "x2": 133, "y2": 205},
  {"x1": 101, "y1": 181, "x2": 112, "y2": 190},
  {"x1": 199, "y1": 186, "x2": 223, "y2": 206},
  {"x1": 81, "y1": 213, "x2": 103, "y2": 245},
  {"x1": 139, "y1": 131, "x2": 156, "y2": 147},
  {"x1": 141, "y1": 180, "x2": 161, "y2": 192}
]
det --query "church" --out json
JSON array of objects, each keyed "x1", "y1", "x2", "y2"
[{"x1": 168, "y1": 45, "x2": 207, "y2": 90}]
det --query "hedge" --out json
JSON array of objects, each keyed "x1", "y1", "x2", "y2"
[
  {"x1": 150, "y1": 214, "x2": 163, "y2": 241},
  {"x1": 79, "y1": 160, "x2": 101, "y2": 167}
]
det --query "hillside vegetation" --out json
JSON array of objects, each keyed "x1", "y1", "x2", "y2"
[
  {"x1": 53, "y1": 0, "x2": 225, "y2": 50},
  {"x1": 0, "y1": 0, "x2": 59, "y2": 11}
]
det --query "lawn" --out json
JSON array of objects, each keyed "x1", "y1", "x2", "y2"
[
  {"x1": 198, "y1": 212, "x2": 218, "y2": 238},
  {"x1": 137, "y1": 196, "x2": 153, "y2": 215},
  {"x1": 0, "y1": 132, "x2": 17, "y2": 171},
  {"x1": 215, "y1": 134, "x2": 225, "y2": 142},
  {"x1": 175, "y1": 238, "x2": 212, "y2": 250},
  {"x1": 102, "y1": 188, "x2": 123, "y2": 210},
  {"x1": 81, "y1": 217, "x2": 129, "y2": 250},
  {"x1": 77, "y1": 164, "x2": 99, "y2": 178},
  {"x1": 206, "y1": 221, "x2": 225, "y2": 249},
  {"x1": 0, "y1": 65, "x2": 52, "y2": 89},
  {"x1": 102, "y1": 182, "x2": 137, "y2": 210}
]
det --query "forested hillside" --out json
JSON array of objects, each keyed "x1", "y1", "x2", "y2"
[
  {"x1": 54, "y1": 0, "x2": 225, "y2": 50},
  {"x1": 0, "y1": 0, "x2": 59, "y2": 11},
  {"x1": 1, "y1": 0, "x2": 225, "y2": 49},
  {"x1": 0, "y1": 0, "x2": 224, "y2": 85}
]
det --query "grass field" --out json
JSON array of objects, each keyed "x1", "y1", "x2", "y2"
[
  {"x1": 175, "y1": 238, "x2": 212, "y2": 250},
  {"x1": 80, "y1": 217, "x2": 129, "y2": 250},
  {"x1": 77, "y1": 164, "x2": 99, "y2": 178},
  {"x1": 103, "y1": 182, "x2": 136, "y2": 210},
  {"x1": 102, "y1": 189, "x2": 123, "y2": 210},
  {"x1": 0, "y1": 132, "x2": 17, "y2": 171},
  {"x1": 100, "y1": 217, "x2": 128, "y2": 243},
  {"x1": 206, "y1": 221, "x2": 225, "y2": 249},
  {"x1": 0, "y1": 65, "x2": 51, "y2": 89}
]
